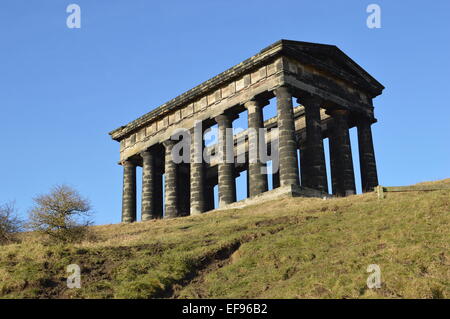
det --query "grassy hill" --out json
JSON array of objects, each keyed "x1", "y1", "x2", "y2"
[{"x1": 0, "y1": 179, "x2": 449, "y2": 299}]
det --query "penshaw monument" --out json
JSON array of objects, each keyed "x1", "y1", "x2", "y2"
[{"x1": 109, "y1": 40, "x2": 384, "y2": 223}]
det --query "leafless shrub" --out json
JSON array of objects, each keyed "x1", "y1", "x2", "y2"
[
  {"x1": 27, "y1": 185, "x2": 93, "y2": 243},
  {"x1": 0, "y1": 202, "x2": 23, "y2": 244}
]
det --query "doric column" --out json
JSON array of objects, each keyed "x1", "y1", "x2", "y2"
[
  {"x1": 245, "y1": 99, "x2": 268, "y2": 197},
  {"x1": 121, "y1": 159, "x2": 136, "y2": 223},
  {"x1": 357, "y1": 116, "x2": 379, "y2": 192},
  {"x1": 163, "y1": 140, "x2": 179, "y2": 218},
  {"x1": 275, "y1": 86, "x2": 299, "y2": 186},
  {"x1": 141, "y1": 150, "x2": 155, "y2": 221},
  {"x1": 190, "y1": 123, "x2": 205, "y2": 214},
  {"x1": 215, "y1": 114, "x2": 236, "y2": 207},
  {"x1": 328, "y1": 108, "x2": 356, "y2": 196},
  {"x1": 300, "y1": 95, "x2": 328, "y2": 193}
]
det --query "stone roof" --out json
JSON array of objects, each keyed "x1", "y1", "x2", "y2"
[{"x1": 109, "y1": 39, "x2": 384, "y2": 141}]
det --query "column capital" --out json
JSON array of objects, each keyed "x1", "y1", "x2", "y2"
[
  {"x1": 162, "y1": 139, "x2": 176, "y2": 148},
  {"x1": 243, "y1": 98, "x2": 269, "y2": 112},
  {"x1": 214, "y1": 114, "x2": 229, "y2": 126},
  {"x1": 244, "y1": 100, "x2": 259, "y2": 113},
  {"x1": 273, "y1": 85, "x2": 291, "y2": 97},
  {"x1": 214, "y1": 113, "x2": 238, "y2": 125},
  {"x1": 122, "y1": 159, "x2": 136, "y2": 167},
  {"x1": 140, "y1": 149, "x2": 153, "y2": 159}
]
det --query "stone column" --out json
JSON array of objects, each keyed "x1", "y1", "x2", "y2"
[
  {"x1": 357, "y1": 116, "x2": 379, "y2": 192},
  {"x1": 275, "y1": 86, "x2": 299, "y2": 186},
  {"x1": 163, "y1": 140, "x2": 179, "y2": 218},
  {"x1": 215, "y1": 114, "x2": 236, "y2": 207},
  {"x1": 190, "y1": 124, "x2": 205, "y2": 215},
  {"x1": 328, "y1": 108, "x2": 356, "y2": 196},
  {"x1": 300, "y1": 95, "x2": 328, "y2": 193},
  {"x1": 245, "y1": 99, "x2": 268, "y2": 197},
  {"x1": 121, "y1": 159, "x2": 136, "y2": 223},
  {"x1": 141, "y1": 150, "x2": 155, "y2": 221}
]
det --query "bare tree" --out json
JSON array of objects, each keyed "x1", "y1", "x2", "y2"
[
  {"x1": 28, "y1": 185, "x2": 93, "y2": 243},
  {"x1": 0, "y1": 202, "x2": 23, "y2": 244}
]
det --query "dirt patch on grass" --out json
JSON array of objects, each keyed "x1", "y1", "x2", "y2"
[
  {"x1": 170, "y1": 226, "x2": 288, "y2": 299},
  {"x1": 36, "y1": 242, "x2": 172, "y2": 298}
]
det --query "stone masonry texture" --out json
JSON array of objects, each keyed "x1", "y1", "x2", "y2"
[
  {"x1": 122, "y1": 160, "x2": 136, "y2": 223},
  {"x1": 216, "y1": 114, "x2": 237, "y2": 207},
  {"x1": 190, "y1": 125, "x2": 205, "y2": 214},
  {"x1": 328, "y1": 109, "x2": 356, "y2": 196},
  {"x1": 275, "y1": 86, "x2": 300, "y2": 187},
  {"x1": 300, "y1": 95, "x2": 328, "y2": 193},
  {"x1": 163, "y1": 140, "x2": 180, "y2": 218},
  {"x1": 246, "y1": 99, "x2": 269, "y2": 197},
  {"x1": 141, "y1": 150, "x2": 155, "y2": 221},
  {"x1": 357, "y1": 116, "x2": 379, "y2": 192}
]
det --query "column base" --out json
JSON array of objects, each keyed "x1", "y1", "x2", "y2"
[
  {"x1": 121, "y1": 217, "x2": 135, "y2": 223},
  {"x1": 189, "y1": 208, "x2": 203, "y2": 215},
  {"x1": 345, "y1": 190, "x2": 356, "y2": 196},
  {"x1": 215, "y1": 184, "x2": 331, "y2": 211}
]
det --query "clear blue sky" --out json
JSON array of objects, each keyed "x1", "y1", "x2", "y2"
[{"x1": 1, "y1": 1, "x2": 449, "y2": 225}]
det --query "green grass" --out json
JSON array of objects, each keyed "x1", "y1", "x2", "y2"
[{"x1": 0, "y1": 179, "x2": 449, "y2": 299}]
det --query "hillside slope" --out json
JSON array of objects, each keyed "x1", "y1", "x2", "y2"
[{"x1": 1, "y1": 179, "x2": 449, "y2": 299}]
